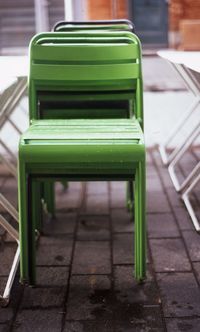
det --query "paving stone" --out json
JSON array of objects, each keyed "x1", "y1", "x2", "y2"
[
  {"x1": 174, "y1": 207, "x2": 194, "y2": 231},
  {"x1": 20, "y1": 286, "x2": 66, "y2": 309},
  {"x1": 193, "y1": 262, "x2": 200, "y2": 283},
  {"x1": 147, "y1": 192, "x2": 171, "y2": 213},
  {"x1": 114, "y1": 305, "x2": 165, "y2": 332},
  {"x1": 0, "y1": 276, "x2": 14, "y2": 322},
  {"x1": 150, "y1": 238, "x2": 191, "y2": 272},
  {"x1": 147, "y1": 213, "x2": 179, "y2": 238},
  {"x1": 113, "y1": 234, "x2": 134, "y2": 265},
  {"x1": 0, "y1": 225, "x2": 6, "y2": 237},
  {"x1": 147, "y1": 174, "x2": 163, "y2": 193},
  {"x1": 87, "y1": 181, "x2": 108, "y2": 195},
  {"x1": 166, "y1": 318, "x2": 200, "y2": 332},
  {"x1": 77, "y1": 215, "x2": 110, "y2": 240},
  {"x1": 66, "y1": 275, "x2": 111, "y2": 320},
  {"x1": 37, "y1": 235, "x2": 73, "y2": 266},
  {"x1": 0, "y1": 325, "x2": 9, "y2": 332},
  {"x1": 43, "y1": 212, "x2": 76, "y2": 235},
  {"x1": 111, "y1": 209, "x2": 134, "y2": 233},
  {"x1": 157, "y1": 273, "x2": 200, "y2": 317},
  {"x1": 0, "y1": 278, "x2": 23, "y2": 323},
  {"x1": 0, "y1": 243, "x2": 18, "y2": 275},
  {"x1": 36, "y1": 267, "x2": 69, "y2": 287},
  {"x1": 166, "y1": 187, "x2": 184, "y2": 209},
  {"x1": 158, "y1": 168, "x2": 175, "y2": 190},
  {"x1": 85, "y1": 193, "x2": 109, "y2": 215},
  {"x1": 55, "y1": 182, "x2": 82, "y2": 211},
  {"x1": 72, "y1": 241, "x2": 111, "y2": 274},
  {"x1": 13, "y1": 309, "x2": 62, "y2": 332},
  {"x1": 114, "y1": 266, "x2": 159, "y2": 304},
  {"x1": 182, "y1": 231, "x2": 200, "y2": 261},
  {"x1": 64, "y1": 320, "x2": 113, "y2": 332},
  {"x1": 110, "y1": 182, "x2": 126, "y2": 209}
]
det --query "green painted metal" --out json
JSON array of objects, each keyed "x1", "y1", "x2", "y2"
[
  {"x1": 18, "y1": 30, "x2": 146, "y2": 285},
  {"x1": 53, "y1": 19, "x2": 135, "y2": 32},
  {"x1": 31, "y1": 30, "x2": 143, "y2": 215}
]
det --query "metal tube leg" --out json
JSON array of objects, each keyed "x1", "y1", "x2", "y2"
[
  {"x1": 134, "y1": 161, "x2": 146, "y2": 281},
  {"x1": 0, "y1": 196, "x2": 19, "y2": 307},
  {"x1": 43, "y1": 182, "x2": 55, "y2": 217},
  {"x1": 182, "y1": 171, "x2": 200, "y2": 233},
  {"x1": 168, "y1": 125, "x2": 200, "y2": 192},
  {"x1": 180, "y1": 162, "x2": 200, "y2": 194},
  {"x1": 0, "y1": 214, "x2": 18, "y2": 242},
  {"x1": 32, "y1": 181, "x2": 43, "y2": 233},
  {"x1": 18, "y1": 161, "x2": 30, "y2": 284},
  {"x1": 0, "y1": 245, "x2": 20, "y2": 307},
  {"x1": 0, "y1": 193, "x2": 18, "y2": 221},
  {"x1": 126, "y1": 181, "x2": 134, "y2": 221},
  {"x1": 29, "y1": 178, "x2": 37, "y2": 285},
  {"x1": 159, "y1": 96, "x2": 200, "y2": 165}
]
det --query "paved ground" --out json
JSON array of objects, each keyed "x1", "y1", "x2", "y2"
[
  {"x1": 0, "y1": 55, "x2": 200, "y2": 331},
  {"x1": 0, "y1": 146, "x2": 200, "y2": 332}
]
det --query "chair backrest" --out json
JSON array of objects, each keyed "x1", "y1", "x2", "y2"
[
  {"x1": 29, "y1": 31, "x2": 143, "y2": 127},
  {"x1": 53, "y1": 19, "x2": 135, "y2": 32}
]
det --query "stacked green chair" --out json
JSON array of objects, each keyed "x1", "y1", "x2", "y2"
[
  {"x1": 42, "y1": 21, "x2": 136, "y2": 215},
  {"x1": 53, "y1": 19, "x2": 135, "y2": 32},
  {"x1": 18, "y1": 31, "x2": 146, "y2": 285}
]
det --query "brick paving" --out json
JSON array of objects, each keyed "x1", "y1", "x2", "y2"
[
  {"x1": 0, "y1": 147, "x2": 200, "y2": 332},
  {"x1": 0, "y1": 55, "x2": 200, "y2": 331}
]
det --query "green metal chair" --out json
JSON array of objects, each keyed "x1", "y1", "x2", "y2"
[
  {"x1": 18, "y1": 31, "x2": 146, "y2": 285},
  {"x1": 53, "y1": 19, "x2": 135, "y2": 32},
  {"x1": 34, "y1": 29, "x2": 139, "y2": 215}
]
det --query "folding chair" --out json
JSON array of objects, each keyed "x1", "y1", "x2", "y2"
[{"x1": 18, "y1": 31, "x2": 146, "y2": 285}]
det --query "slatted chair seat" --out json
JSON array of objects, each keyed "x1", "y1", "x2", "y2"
[{"x1": 19, "y1": 118, "x2": 144, "y2": 173}]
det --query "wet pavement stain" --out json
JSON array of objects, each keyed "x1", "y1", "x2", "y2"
[{"x1": 88, "y1": 288, "x2": 163, "y2": 331}]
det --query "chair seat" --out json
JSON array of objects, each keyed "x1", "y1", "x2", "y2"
[{"x1": 19, "y1": 118, "x2": 145, "y2": 175}]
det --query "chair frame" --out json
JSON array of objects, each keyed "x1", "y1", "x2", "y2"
[{"x1": 18, "y1": 32, "x2": 146, "y2": 285}]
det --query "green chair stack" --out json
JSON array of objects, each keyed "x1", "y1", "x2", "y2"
[
  {"x1": 18, "y1": 31, "x2": 146, "y2": 285},
  {"x1": 41, "y1": 21, "x2": 136, "y2": 217}
]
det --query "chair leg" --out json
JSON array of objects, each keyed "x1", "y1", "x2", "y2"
[
  {"x1": 134, "y1": 162, "x2": 146, "y2": 282},
  {"x1": 126, "y1": 181, "x2": 134, "y2": 220},
  {"x1": 61, "y1": 180, "x2": 69, "y2": 191},
  {"x1": 43, "y1": 182, "x2": 55, "y2": 217},
  {"x1": 32, "y1": 181, "x2": 43, "y2": 233},
  {"x1": 29, "y1": 177, "x2": 37, "y2": 285},
  {"x1": 18, "y1": 161, "x2": 30, "y2": 284}
]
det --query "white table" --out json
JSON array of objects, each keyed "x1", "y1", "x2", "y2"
[{"x1": 157, "y1": 50, "x2": 200, "y2": 232}]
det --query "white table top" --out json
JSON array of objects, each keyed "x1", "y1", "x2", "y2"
[
  {"x1": 158, "y1": 50, "x2": 200, "y2": 68},
  {"x1": 0, "y1": 56, "x2": 28, "y2": 78},
  {"x1": 183, "y1": 61, "x2": 200, "y2": 74}
]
